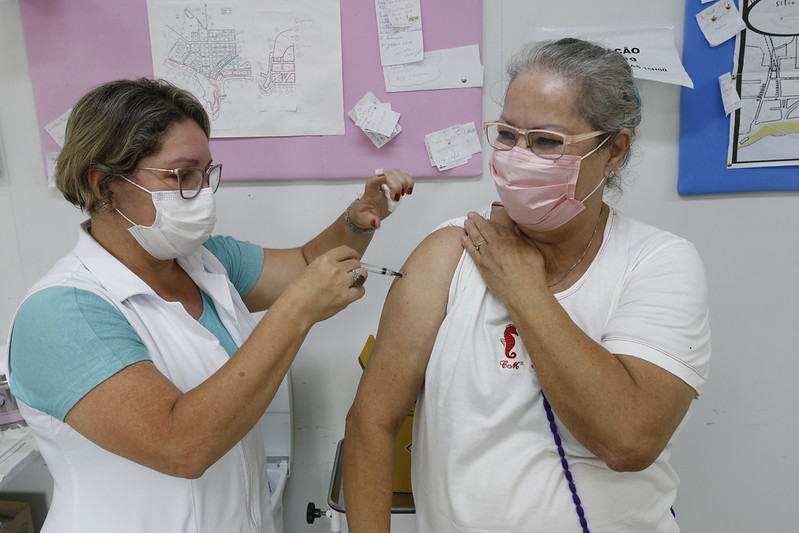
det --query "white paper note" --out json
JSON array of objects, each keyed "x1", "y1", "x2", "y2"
[
  {"x1": 356, "y1": 102, "x2": 400, "y2": 138},
  {"x1": 718, "y1": 72, "x2": 742, "y2": 115},
  {"x1": 384, "y1": 0, "x2": 421, "y2": 28},
  {"x1": 375, "y1": 0, "x2": 424, "y2": 66},
  {"x1": 383, "y1": 44, "x2": 483, "y2": 93},
  {"x1": 45, "y1": 108, "x2": 72, "y2": 148},
  {"x1": 536, "y1": 25, "x2": 694, "y2": 88},
  {"x1": 348, "y1": 92, "x2": 402, "y2": 148},
  {"x1": 424, "y1": 122, "x2": 481, "y2": 171},
  {"x1": 695, "y1": 1, "x2": 746, "y2": 47},
  {"x1": 46, "y1": 152, "x2": 60, "y2": 188}
]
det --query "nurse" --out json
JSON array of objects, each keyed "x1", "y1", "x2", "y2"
[
  {"x1": 344, "y1": 38, "x2": 711, "y2": 532},
  {"x1": 6, "y1": 78, "x2": 413, "y2": 532}
]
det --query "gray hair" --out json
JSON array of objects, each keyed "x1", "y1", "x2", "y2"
[
  {"x1": 56, "y1": 78, "x2": 211, "y2": 214},
  {"x1": 505, "y1": 38, "x2": 642, "y2": 188}
]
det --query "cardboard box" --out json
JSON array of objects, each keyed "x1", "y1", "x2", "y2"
[
  {"x1": 358, "y1": 335, "x2": 415, "y2": 494},
  {"x1": 0, "y1": 501, "x2": 33, "y2": 533}
]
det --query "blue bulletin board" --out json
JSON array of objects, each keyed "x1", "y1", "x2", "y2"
[{"x1": 678, "y1": 1, "x2": 799, "y2": 195}]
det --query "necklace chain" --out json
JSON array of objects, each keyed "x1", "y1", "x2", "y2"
[{"x1": 547, "y1": 206, "x2": 605, "y2": 288}]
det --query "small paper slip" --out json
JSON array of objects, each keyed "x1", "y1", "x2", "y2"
[
  {"x1": 718, "y1": 72, "x2": 742, "y2": 115},
  {"x1": 46, "y1": 152, "x2": 60, "y2": 188},
  {"x1": 356, "y1": 102, "x2": 400, "y2": 138},
  {"x1": 424, "y1": 122, "x2": 481, "y2": 171},
  {"x1": 701, "y1": 0, "x2": 715, "y2": 4},
  {"x1": 375, "y1": 0, "x2": 424, "y2": 66},
  {"x1": 696, "y1": 1, "x2": 746, "y2": 47},
  {"x1": 383, "y1": 44, "x2": 484, "y2": 93},
  {"x1": 45, "y1": 108, "x2": 72, "y2": 148},
  {"x1": 348, "y1": 92, "x2": 402, "y2": 149},
  {"x1": 384, "y1": 0, "x2": 421, "y2": 28}
]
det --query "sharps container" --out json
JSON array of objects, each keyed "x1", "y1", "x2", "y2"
[{"x1": 0, "y1": 375, "x2": 26, "y2": 428}]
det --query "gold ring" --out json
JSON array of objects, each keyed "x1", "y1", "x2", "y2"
[{"x1": 474, "y1": 239, "x2": 486, "y2": 252}]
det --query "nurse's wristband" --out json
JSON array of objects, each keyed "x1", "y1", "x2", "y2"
[{"x1": 343, "y1": 198, "x2": 375, "y2": 235}]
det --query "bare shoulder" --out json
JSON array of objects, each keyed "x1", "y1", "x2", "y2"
[
  {"x1": 399, "y1": 225, "x2": 465, "y2": 285},
  {"x1": 356, "y1": 226, "x2": 465, "y2": 416},
  {"x1": 374, "y1": 225, "x2": 465, "y2": 357}
]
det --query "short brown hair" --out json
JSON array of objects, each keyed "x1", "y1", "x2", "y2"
[{"x1": 56, "y1": 78, "x2": 210, "y2": 213}]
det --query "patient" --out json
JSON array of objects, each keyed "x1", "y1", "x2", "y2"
[{"x1": 343, "y1": 38, "x2": 711, "y2": 532}]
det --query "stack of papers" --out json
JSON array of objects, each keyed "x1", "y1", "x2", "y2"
[
  {"x1": 349, "y1": 92, "x2": 402, "y2": 149},
  {"x1": 0, "y1": 427, "x2": 30, "y2": 465},
  {"x1": 424, "y1": 122, "x2": 482, "y2": 171}
]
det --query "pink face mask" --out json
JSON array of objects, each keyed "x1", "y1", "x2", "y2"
[{"x1": 490, "y1": 141, "x2": 608, "y2": 232}]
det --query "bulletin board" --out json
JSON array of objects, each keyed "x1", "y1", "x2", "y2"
[
  {"x1": 678, "y1": 1, "x2": 798, "y2": 195},
  {"x1": 19, "y1": 0, "x2": 482, "y2": 181}
]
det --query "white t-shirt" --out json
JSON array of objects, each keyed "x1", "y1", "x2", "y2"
[{"x1": 411, "y1": 207, "x2": 711, "y2": 533}]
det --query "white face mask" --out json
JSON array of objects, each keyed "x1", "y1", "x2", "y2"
[{"x1": 116, "y1": 177, "x2": 217, "y2": 260}]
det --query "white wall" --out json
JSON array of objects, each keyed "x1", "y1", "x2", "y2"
[{"x1": 1, "y1": 1, "x2": 797, "y2": 532}]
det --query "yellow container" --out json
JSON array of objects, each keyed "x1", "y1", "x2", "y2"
[
  {"x1": 0, "y1": 501, "x2": 33, "y2": 533},
  {"x1": 358, "y1": 335, "x2": 414, "y2": 494}
]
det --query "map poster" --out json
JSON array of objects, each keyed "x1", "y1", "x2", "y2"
[
  {"x1": 728, "y1": 0, "x2": 799, "y2": 168},
  {"x1": 146, "y1": 0, "x2": 344, "y2": 138}
]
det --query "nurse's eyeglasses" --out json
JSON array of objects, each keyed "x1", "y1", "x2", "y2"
[{"x1": 137, "y1": 164, "x2": 222, "y2": 199}]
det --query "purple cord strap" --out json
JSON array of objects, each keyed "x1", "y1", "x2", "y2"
[
  {"x1": 543, "y1": 393, "x2": 677, "y2": 530},
  {"x1": 542, "y1": 393, "x2": 590, "y2": 533}
]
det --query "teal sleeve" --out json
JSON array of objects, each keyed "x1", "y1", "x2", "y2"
[
  {"x1": 203, "y1": 235, "x2": 265, "y2": 297},
  {"x1": 8, "y1": 287, "x2": 150, "y2": 421}
]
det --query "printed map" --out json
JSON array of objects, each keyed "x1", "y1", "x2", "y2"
[
  {"x1": 147, "y1": 2, "x2": 303, "y2": 137},
  {"x1": 730, "y1": 0, "x2": 799, "y2": 167}
]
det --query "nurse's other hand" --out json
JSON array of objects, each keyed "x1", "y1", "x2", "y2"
[{"x1": 349, "y1": 169, "x2": 414, "y2": 230}]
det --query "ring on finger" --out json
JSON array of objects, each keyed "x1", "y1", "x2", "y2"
[
  {"x1": 351, "y1": 269, "x2": 366, "y2": 288},
  {"x1": 474, "y1": 239, "x2": 487, "y2": 252}
]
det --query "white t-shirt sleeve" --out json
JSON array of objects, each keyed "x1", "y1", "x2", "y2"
[{"x1": 602, "y1": 235, "x2": 711, "y2": 396}]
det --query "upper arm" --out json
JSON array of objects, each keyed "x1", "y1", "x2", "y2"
[
  {"x1": 9, "y1": 287, "x2": 150, "y2": 420},
  {"x1": 604, "y1": 237, "x2": 711, "y2": 396},
  {"x1": 349, "y1": 226, "x2": 465, "y2": 431},
  {"x1": 242, "y1": 247, "x2": 308, "y2": 312},
  {"x1": 64, "y1": 359, "x2": 191, "y2": 474},
  {"x1": 601, "y1": 238, "x2": 710, "y2": 467}
]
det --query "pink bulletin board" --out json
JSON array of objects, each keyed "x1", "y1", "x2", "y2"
[{"x1": 20, "y1": 0, "x2": 482, "y2": 181}]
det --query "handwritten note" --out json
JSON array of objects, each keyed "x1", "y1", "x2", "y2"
[
  {"x1": 384, "y1": 0, "x2": 421, "y2": 28},
  {"x1": 383, "y1": 44, "x2": 483, "y2": 93},
  {"x1": 46, "y1": 152, "x2": 59, "y2": 188},
  {"x1": 696, "y1": 1, "x2": 746, "y2": 47},
  {"x1": 45, "y1": 108, "x2": 72, "y2": 148},
  {"x1": 424, "y1": 122, "x2": 481, "y2": 171},
  {"x1": 375, "y1": 0, "x2": 424, "y2": 66},
  {"x1": 348, "y1": 92, "x2": 402, "y2": 149},
  {"x1": 356, "y1": 102, "x2": 400, "y2": 138},
  {"x1": 718, "y1": 72, "x2": 742, "y2": 115}
]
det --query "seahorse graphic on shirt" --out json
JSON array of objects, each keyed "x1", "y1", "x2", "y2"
[{"x1": 501, "y1": 324, "x2": 519, "y2": 359}]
